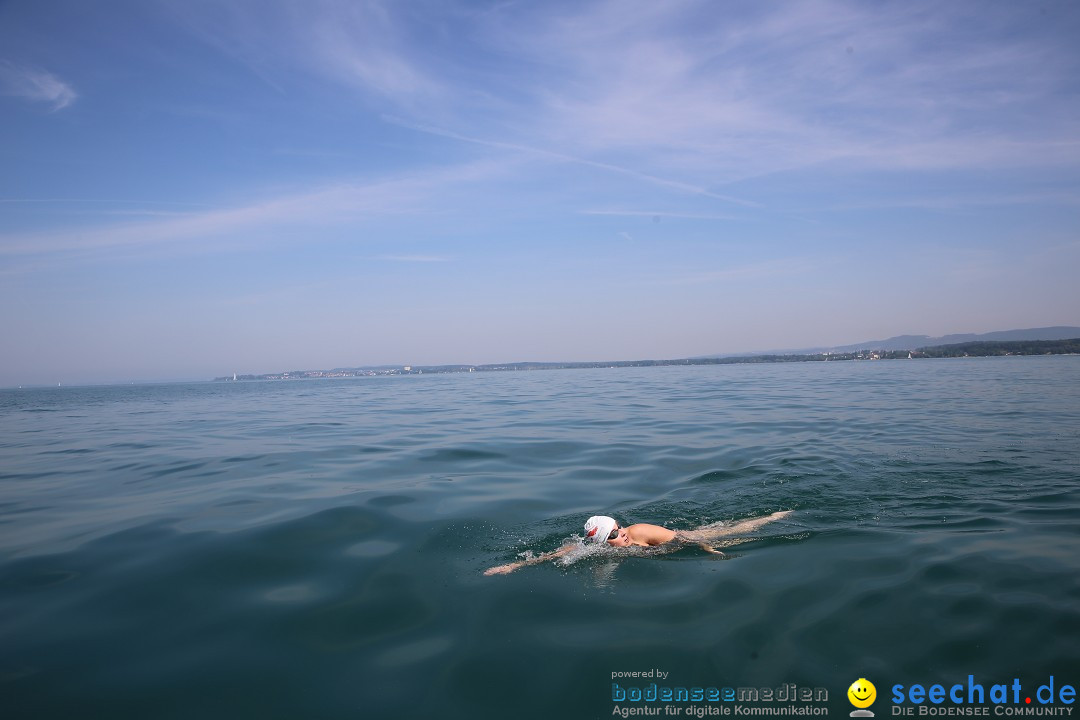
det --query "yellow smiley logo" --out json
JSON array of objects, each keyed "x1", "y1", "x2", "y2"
[{"x1": 848, "y1": 678, "x2": 877, "y2": 709}]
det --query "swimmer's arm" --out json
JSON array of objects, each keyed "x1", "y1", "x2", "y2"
[
  {"x1": 673, "y1": 531, "x2": 725, "y2": 556},
  {"x1": 484, "y1": 544, "x2": 575, "y2": 575}
]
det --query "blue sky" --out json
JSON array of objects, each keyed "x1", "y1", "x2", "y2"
[{"x1": 2, "y1": 0, "x2": 1078, "y2": 385}]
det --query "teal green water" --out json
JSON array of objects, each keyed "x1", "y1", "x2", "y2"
[{"x1": 1, "y1": 357, "x2": 1078, "y2": 718}]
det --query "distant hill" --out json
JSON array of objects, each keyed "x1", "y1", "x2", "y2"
[
  {"x1": 218, "y1": 331, "x2": 1080, "y2": 382},
  {"x1": 704, "y1": 326, "x2": 1080, "y2": 357},
  {"x1": 822, "y1": 326, "x2": 1080, "y2": 353}
]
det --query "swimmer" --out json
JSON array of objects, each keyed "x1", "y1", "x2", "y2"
[{"x1": 483, "y1": 510, "x2": 792, "y2": 575}]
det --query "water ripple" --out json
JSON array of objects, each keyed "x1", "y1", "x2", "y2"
[{"x1": 0, "y1": 358, "x2": 1078, "y2": 717}]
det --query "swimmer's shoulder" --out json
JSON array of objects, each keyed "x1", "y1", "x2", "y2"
[{"x1": 626, "y1": 523, "x2": 677, "y2": 546}]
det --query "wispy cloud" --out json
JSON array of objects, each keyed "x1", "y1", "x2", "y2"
[
  {"x1": 219, "y1": 279, "x2": 334, "y2": 308},
  {"x1": 0, "y1": 160, "x2": 506, "y2": 258},
  {"x1": 660, "y1": 256, "x2": 831, "y2": 287},
  {"x1": 180, "y1": 1, "x2": 1079, "y2": 203},
  {"x1": 0, "y1": 198, "x2": 214, "y2": 206},
  {"x1": 0, "y1": 61, "x2": 77, "y2": 110},
  {"x1": 582, "y1": 209, "x2": 741, "y2": 221},
  {"x1": 803, "y1": 187, "x2": 1080, "y2": 213},
  {"x1": 376, "y1": 254, "x2": 450, "y2": 263},
  {"x1": 503, "y1": 1, "x2": 1080, "y2": 177},
  {"x1": 165, "y1": 0, "x2": 439, "y2": 104},
  {"x1": 391, "y1": 0, "x2": 1076, "y2": 198},
  {"x1": 382, "y1": 115, "x2": 762, "y2": 207},
  {"x1": 306, "y1": 2, "x2": 438, "y2": 102}
]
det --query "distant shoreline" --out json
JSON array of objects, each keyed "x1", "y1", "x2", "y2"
[{"x1": 213, "y1": 338, "x2": 1080, "y2": 382}]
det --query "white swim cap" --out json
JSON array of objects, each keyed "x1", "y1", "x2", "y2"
[{"x1": 584, "y1": 515, "x2": 617, "y2": 543}]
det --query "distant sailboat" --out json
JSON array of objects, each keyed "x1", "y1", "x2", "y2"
[{"x1": 233, "y1": 373, "x2": 237, "y2": 382}]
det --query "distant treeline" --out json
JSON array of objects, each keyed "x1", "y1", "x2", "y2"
[
  {"x1": 904, "y1": 338, "x2": 1080, "y2": 358},
  {"x1": 213, "y1": 338, "x2": 1080, "y2": 381}
]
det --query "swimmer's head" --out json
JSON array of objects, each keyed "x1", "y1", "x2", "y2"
[{"x1": 584, "y1": 516, "x2": 617, "y2": 544}]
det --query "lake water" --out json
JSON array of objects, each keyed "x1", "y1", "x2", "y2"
[{"x1": 2, "y1": 357, "x2": 1079, "y2": 719}]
